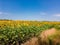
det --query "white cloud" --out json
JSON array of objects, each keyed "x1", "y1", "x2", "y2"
[
  {"x1": 40, "y1": 12, "x2": 47, "y2": 15},
  {"x1": 53, "y1": 14, "x2": 60, "y2": 17},
  {"x1": 0, "y1": 12, "x2": 9, "y2": 15},
  {"x1": 0, "y1": 12, "x2": 3, "y2": 14}
]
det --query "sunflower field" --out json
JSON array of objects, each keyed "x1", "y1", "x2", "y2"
[{"x1": 0, "y1": 20, "x2": 60, "y2": 45}]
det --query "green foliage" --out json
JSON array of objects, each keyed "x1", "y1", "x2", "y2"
[
  {"x1": 0, "y1": 23, "x2": 60, "y2": 45},
  {"x1": 54, "y1": 24, "x2": 60, "y2": 30}
]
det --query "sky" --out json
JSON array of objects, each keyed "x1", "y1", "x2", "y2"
[{"x1": 0, "y1": 0, "x2": 60, "y2": 21}]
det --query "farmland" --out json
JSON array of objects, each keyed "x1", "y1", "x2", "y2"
[{"x1": 0, "y1": 20, "x2": 60, "y2": 45}]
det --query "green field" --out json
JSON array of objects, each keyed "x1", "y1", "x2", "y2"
[{"x1": 0, "y1": 20, "x2": 60, "y2": 45}]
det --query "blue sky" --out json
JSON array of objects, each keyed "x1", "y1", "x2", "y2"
[{"x1": 0, "y1": 0, "x2": 60, "y2": 21}]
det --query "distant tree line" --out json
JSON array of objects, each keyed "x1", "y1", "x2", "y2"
[{"x1": 0, "y1": 19, "x2": 12, "y2": 21}]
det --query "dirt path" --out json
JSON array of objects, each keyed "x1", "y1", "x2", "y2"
[
  {"x1": 21, "y1": 37, "x2": 39, "y2": 45},
  {"x1": 40, "y1": 28, "x2": 57, "y2": 40}
]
